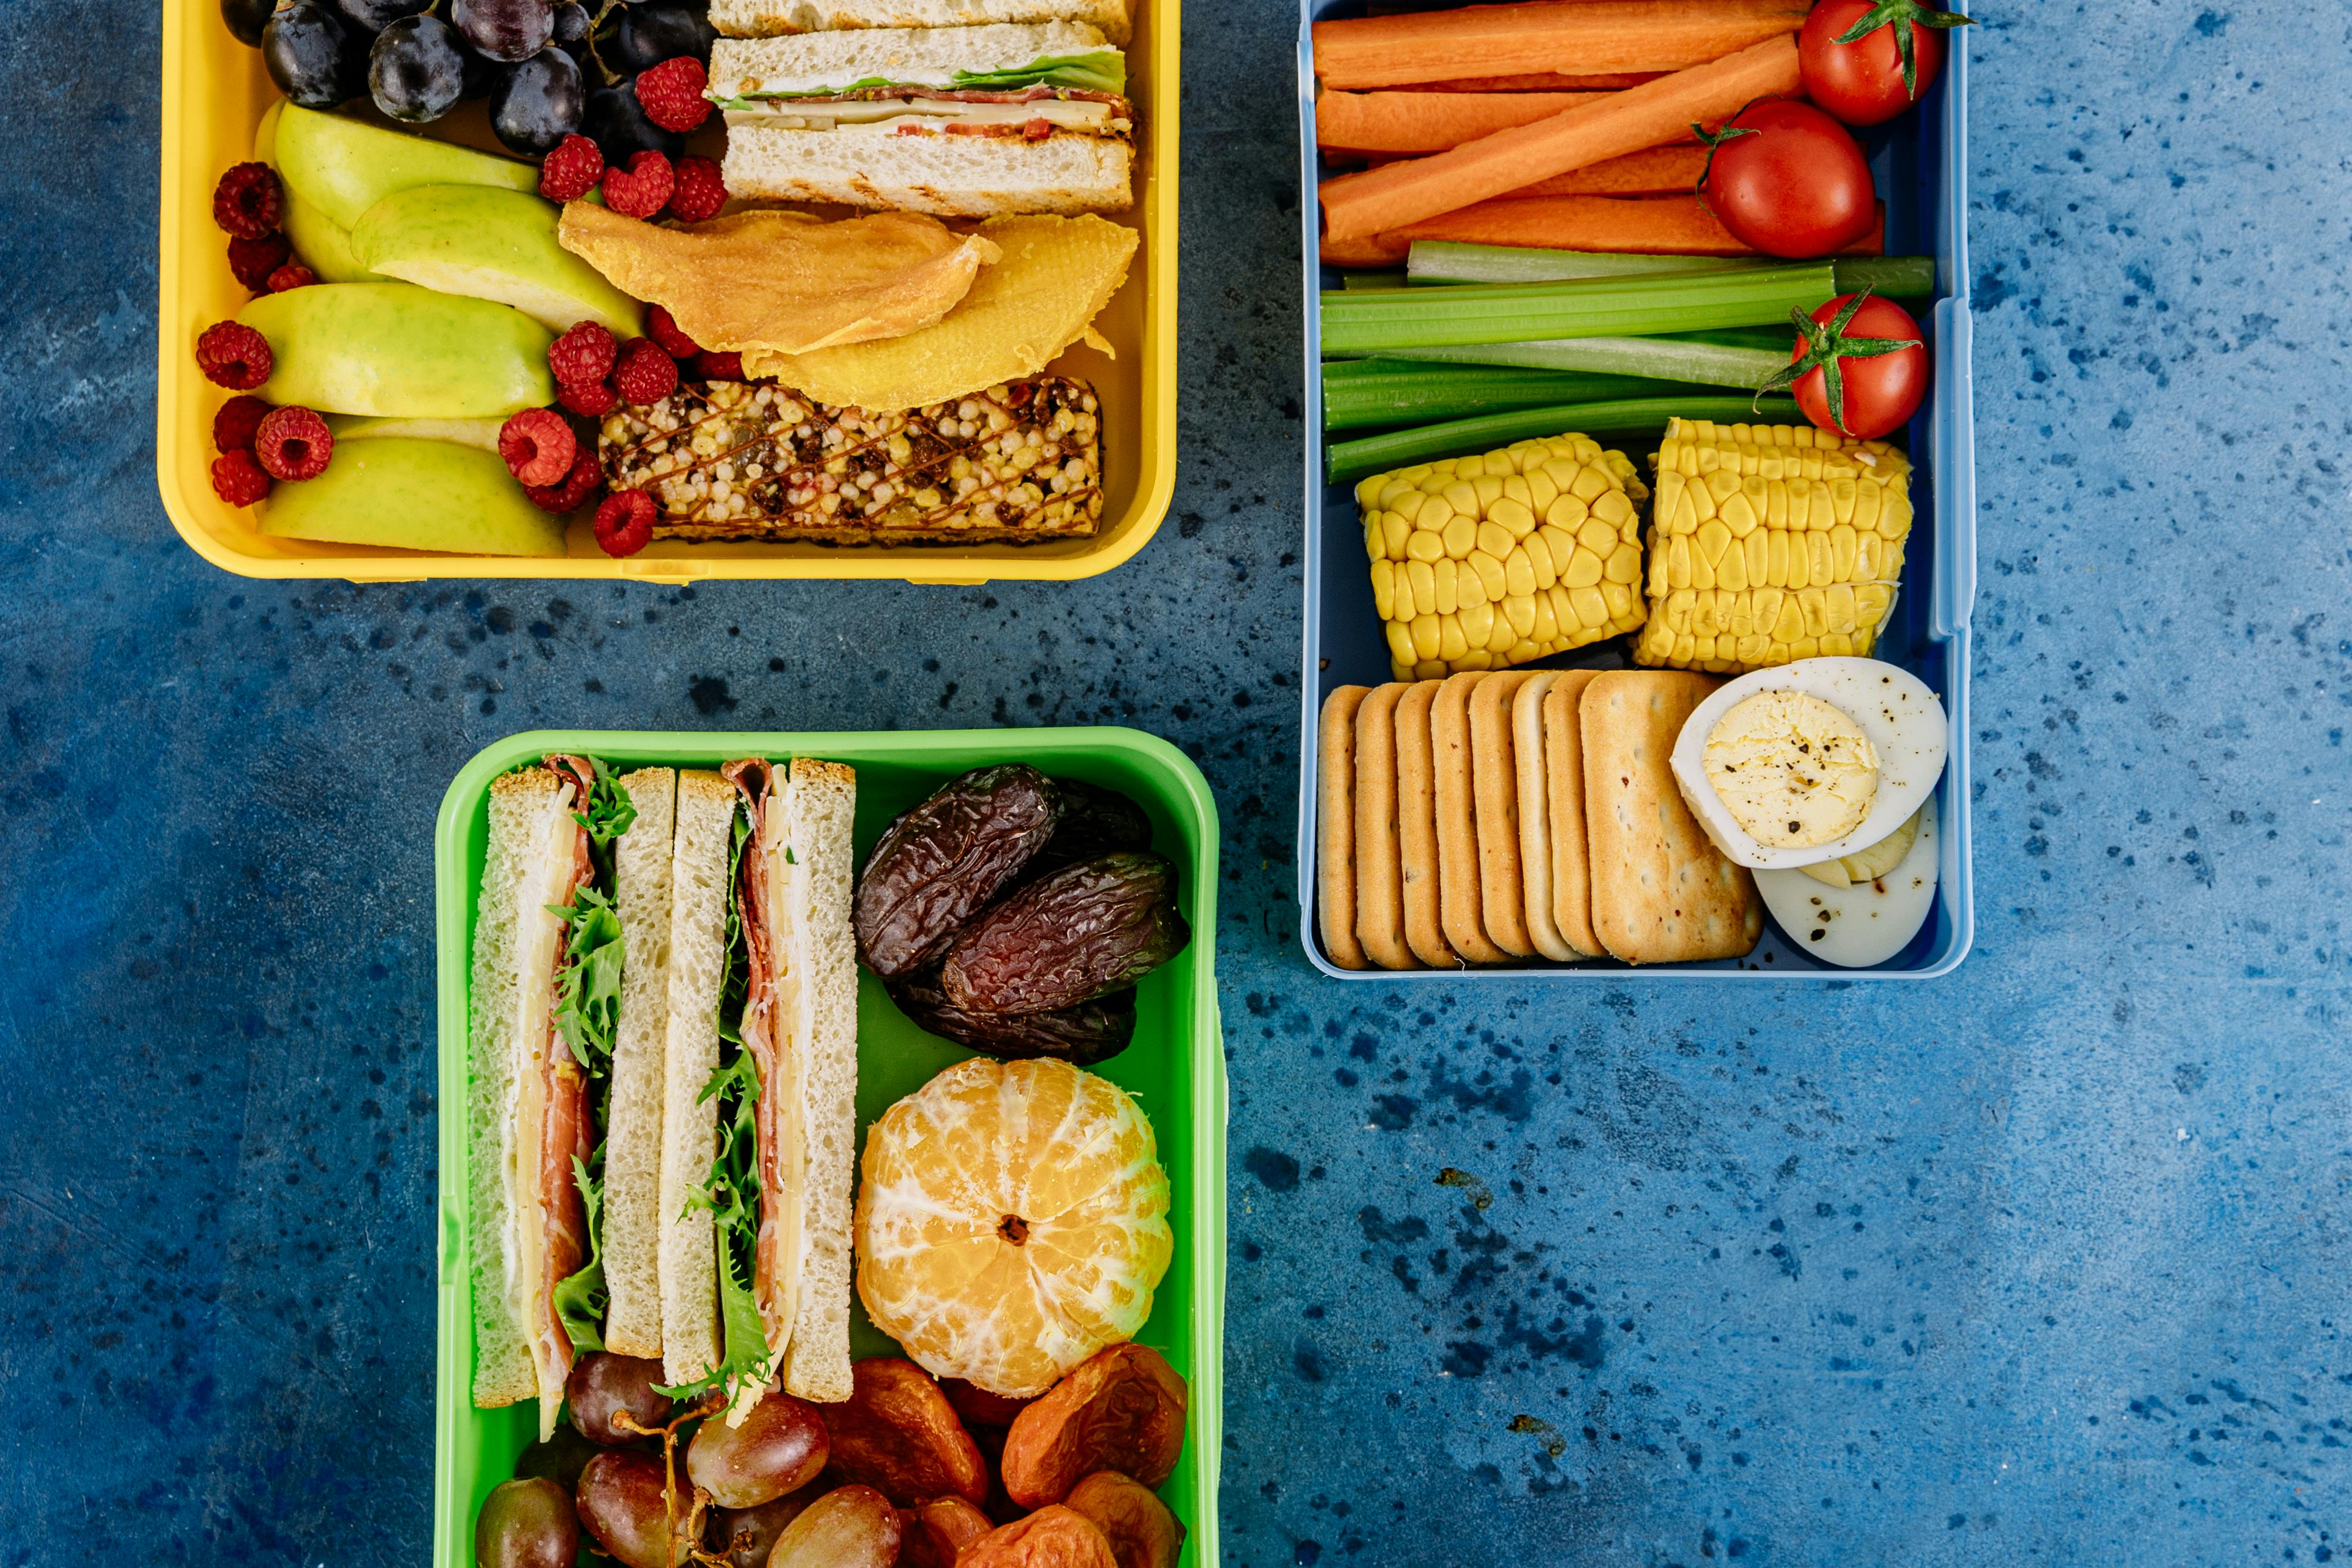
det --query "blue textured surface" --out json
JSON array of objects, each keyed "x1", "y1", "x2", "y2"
[{"x1": 3, "y1": 1, "x2": 2349, "y2": 1563}]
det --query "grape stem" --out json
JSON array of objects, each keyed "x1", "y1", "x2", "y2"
[{"x1": 613, "y1": 1396, "x2": 730, "y2": 1568}]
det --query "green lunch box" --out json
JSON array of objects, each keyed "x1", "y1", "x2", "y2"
[{"x1": 432, "y1": 727, "x2": 1226, "y2": 1564}]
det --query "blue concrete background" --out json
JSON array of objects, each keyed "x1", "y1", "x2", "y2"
[{"x1": 3, "y1": 1, "x2": 2348, "y2": 1563}]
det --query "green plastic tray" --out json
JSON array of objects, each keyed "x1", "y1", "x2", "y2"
[{"x1": 432, "y1": 728, "x2": 1225, "y2": 1566}]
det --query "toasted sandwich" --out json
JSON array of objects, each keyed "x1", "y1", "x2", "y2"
[
  {"x1": 711, "y1": 0, "x2": 1132, "y2": 48},
  {"x1": 661, "y1": 757, "x2": 861, "y2": 1413},
  {"x1": 469, "y1": 755, "x2": 664, "y2": 1439},
  {"x1": 709, "y1": 22, "x2": 1134, "y2": 216}
]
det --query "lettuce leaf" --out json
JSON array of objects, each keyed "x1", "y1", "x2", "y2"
[
  {"x1": 574, "y1": 758, "x2": 637, "y2": 884},
  {"x1": 655, "y1": 1050, "x2": 771, "y2": 1405},
  {"x1": 551, "y1": 885, "x2": 626, "y2": 1086},
  {"x1": 722, "y1": 48, "x2": 1125, "y2": 104},
  {"x1": 552, "y1": 1149, "x2": 609, "y2": 1355}
]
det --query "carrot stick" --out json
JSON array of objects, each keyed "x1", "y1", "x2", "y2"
[
  {"x1": 1414, "y1": 71, "x2": 1665, "y2": 92},
  {"x1": 1311, "y1": 0, "x2": 1806, "y2": 92},
  {"x1": 1504, "y1": 143, "x2": 1709, "y2": 198},
  {"x1": 1320, "y1": 34, "x2": 1802, "y2": 242},
  {"x1": 1317, "y1": 91, "x2": 1605, "y2": 155},
  {"x1": 1387, "y1": 195, "x2": 1887, "y2": 256},
  {"x1": 1321, "y1": 232, "x2": 1413, "y2": 269}
]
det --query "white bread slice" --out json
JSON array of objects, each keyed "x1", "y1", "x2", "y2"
[
  {"x1": 721, "y1": 122, "x2": 1131, "y2": 216},
  {"x1": 711, "y1": 0, "x2": 1132, "y2": 47},
  {"x1": 710, "y1": 22, "x2": 1111, "y2": 96},
  {"x1": 602, "y1": 767, "x2": 678, "y2": 1359},
  {"x1": 771, "y1": 758, "x2": 859, "y2": 1405},
  {"x1": 468, "y1": 767, "x2": 579, "y2": 1422},
  {"x1": 659, "y1": 771, "x2": 737, "y2": 1388}
]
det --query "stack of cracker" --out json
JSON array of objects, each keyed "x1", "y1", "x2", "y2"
[{"x1": 1318, "y1": 669, "x2": 1763, "y2": 969}]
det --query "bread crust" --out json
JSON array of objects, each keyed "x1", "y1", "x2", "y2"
[{"x1": 720, "y1": 123, "x2": 1132, "y2": 217}]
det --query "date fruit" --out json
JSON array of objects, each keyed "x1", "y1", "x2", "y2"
[
  {"x1": 941, "y1": 854, "x2": 1188, "y2": 1017},
  {"x1": 960, "y1": 1505, "x2": 1120, "y2": 1568},
  {"x1": 902, "y1": 1496, "x2": 995, "y2": 1568},
  {"x1": 820, "y1": 1358, "x2": 990, "y2": 1507},
  {"x1": 856, "y1": 765, "x2": 1062, "y2": 978},
  {"x1": 1026, "y1": 781, "x2": 1152, "y2": 878},
  {"x1": 686, "y1": 1387, "x2": 830, "y2": 1507},
  {"x1": 1064, "y1": 1472, "x2": 1186, "y2": 1568},
  {"x1": 1001, "y1": 1344, "x2": 1189, "y2": 1507},
  {"x1": 767, "y1": 1484, "x2": 902, "y2": 1568},
  {"x1": 888, "y1": 972, "x2": 1137, "y2": 1066}
]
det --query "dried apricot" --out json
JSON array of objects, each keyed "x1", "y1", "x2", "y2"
[
  {"x1": 941, "y1": 1379, "x2": 1033, "y2": 1430},
  {"x1": 821, "y1": 1358, "x2": 990, "y2": 1508},
  {"x1": 898, "y1": 1496, "x2": 995, "y2": 1567},
  {"x1": 1000, "y1": 1345, "x2": 1188, "y2": 1507},
  {"x1": 958, "y1": 1506, "x2": 1120, "y2": 1568},
  {"x1": 1063, "y1": 1473, "x2": 1185, "y2": 1568}
]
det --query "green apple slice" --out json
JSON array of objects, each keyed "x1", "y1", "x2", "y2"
[
  {"x1": 282, "y1": 190, "x2": 374, "y2": 284},
  {"x1": 254, "y1": 98, "x2": 284, "y2": 163},
  {"x1": 240, "y1": 282, "x2": 556, "y2": 418},
  {"x1": 260, "y1": 439, "x2": 569, "y2": 557},
  {"x1": 325, "y1": 414, "x2": 508, "y2": 453},
  {"x1": 273, "y1": 103, "x2": 540, "y2": 231},
  {"x1": 353, "y1": 184, "x2": 643, "y2": 336}
]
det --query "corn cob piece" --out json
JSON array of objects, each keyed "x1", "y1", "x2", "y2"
[
  {"x1": 1633, "y1": 417, "x2": 1913, "y2": 674},
  {"x1": 1355, "y1": 434, "x2": 1651, "y2": 682},
  {"x1": 601, "y1": 376, "x2": 1103, "y2": 546}
]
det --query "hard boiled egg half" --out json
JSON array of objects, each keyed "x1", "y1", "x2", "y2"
[
  {"x1": 1755, "y1": 796, "x2": 1941, "y2": 968},
  {"x1": 1669, "y1": 657, "x2": 1948, "y2": 871}
]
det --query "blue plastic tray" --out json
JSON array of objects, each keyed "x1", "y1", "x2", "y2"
[{"x1": 1291, "y1": 13, "x2": 1975, "y2": 978}]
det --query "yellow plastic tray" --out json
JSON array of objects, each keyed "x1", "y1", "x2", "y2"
[{"x1": 155, "y1": 0, "x2": 1178, "y2": 584}]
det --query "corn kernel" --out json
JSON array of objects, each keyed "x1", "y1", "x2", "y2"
[
  {"x1": 1385, "y1": 620, "x2": 1416, "y2": 668},
  {"x1": 1441, "y1": 515, "x2": 1477, "y2": 559},
  {"x1": 1605, "y1": 542, "x2": 1641, "y2": 584},
  {"x1": 1502, "y1": 593, "x2": 1536, "y2": 639},
  {"x1": 1523, "y1": 530, "x2": 1558, "y2": 590},
  {"x1": 1468, "y1": 549, "x2": 1507, "y2": 602},
  {"x1": 1364, "y1": 519, "x2": 1384, "y2": 563},
  {"x1": 1504, "y1": 547, "x2": 1536, "y2": 598},
  {"x1": 1405, "y1": 527, "x2": 1444, "y2": 563},
  {"x1": 1432, "y1": 556, "x2": 1459, "y2": 616},
  {"x1": 1410, "y1": 614, "x2": 1441, "y2": 661},
  {"x1": 1561, "y1": 546, "x2": 1604, "y2": 589},
  {"x1": 1371, "y1": 559, "x2": 1396, "y2": 620},
  {"x1": 1487, "y1": 610, "x2": 1517, "y2": 653},
  {"x1": 1460, "y1": 599, "x2": 1495, "y2": 650},
  {"x1": 1404, "y1": 558, "x2": 1436, "y2": 618},
  {"x1": 1476, "y1": 520, "x2": 1515, "y2": 560},
  {"x1": 1471, "y1": 475, "x2": 1505, "y2": 511},
  {"x1": 1531, "y1": 591, "x2": 1560, "y2": 642},
  {"x1": 1437, "y1": 614, "x2": 1469, "y2": 662},
  {"x1": 1489, "y1": 496, "x2": 1535, "y2": 539}
]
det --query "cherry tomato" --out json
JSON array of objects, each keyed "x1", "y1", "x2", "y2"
[
  {"x1": 1698, "y1": 99, "x2": 1877, "y2": 260},
  {"x1": 1799, "y1": 0, "x2": 1975, "y2": 127},
  {"x1": 1776, "y1": 293, "x2": 1928, "y2": 442}
]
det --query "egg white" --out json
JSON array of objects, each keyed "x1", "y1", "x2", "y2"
[
  {"x1": 1756, "y1": 795, "x2": 1941, "y2": 968},
  {"x1": 1670, "y1": 656, "x2": 1948, "y2": 870}
]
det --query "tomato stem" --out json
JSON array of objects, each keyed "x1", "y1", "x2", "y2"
[
  {"x1": 1830, "y1": 0, "x2": 1977, "y2": 100},
  {"x1": 1754, "y1": 289, "x2": 1922, "y2": 439}
]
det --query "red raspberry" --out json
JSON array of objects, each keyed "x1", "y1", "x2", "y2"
[
  {"x1": 633, "y1": 58, "x2": 711, "y2": 133},
  {"x1": 228, "y1": 232, "x2": 292, "y2": 290},
  {"x1": 667, "y1": 155, "x2": 728, "y2": 223},
  {"x1": 613, "y1": 338, "x2": 679, "y2": 406},
  {"x1": 210, "y1": 449, "x2": 272, "y2": 506},
  {"x1": 646, "y1": 304, "x2": 702, "y2": 360},
  {"x1": 694, "y1": 350, "x2": 744, "y2": 381},
  {"x1": 212, "y1": 394, "x2": 273, "y2": 454},
  {"x1": 559, "y1": 377, "x2": 620, "y2": 417},
  {"x1": 549, "y1": 320, "x2": 618, "y2": 387},
  {"x1": 539, "y1": 133, "x2": 605, "y2": 202},
  {"x1": 254, "y1": 404, "x2": 333, "y2": 481},
  {"x1": 499, "y1": 407, "x2": 578, "y2": 487},
  {"x1": 602, "y1": 151, "x2": 674, "y2": 219},
  {"x1": 213, "y1": 162, "x2": 284, "y2": 240},
  {"x1": 266, "y1": 263, "x2": 317, "y2": 292},
  {"x1": 524, "y1": 446, "x2": 606, "y2": 513},
  {"x1": 196, "y1": 321, "x2": 273, "y2": 390},
  {"x1": 593, "y1": 490, "x2": 657, "y2": 556}
]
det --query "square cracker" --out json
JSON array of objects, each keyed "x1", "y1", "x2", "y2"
[
  {"x1": 1467, "y1": 670, "x2": 1536, "y2": 958},
  {"x1": 1539, "y1": 669, "x2": 1604, "y2": 959},
  {"x1": 1318, "y1": 686, "x2": 1371, "y2": 970},
  {"x1": 1351, "y1": 684, "x2": 1422, "y2": 971},
  {"x1": 1579, "y1": 670, "x2": 1763, "y2": 965},
  {"x1": 1393, "y1": 681, "x2": 1464, "y2": 968},
  {"x1": 1431, "y1": 673, "x2": 1508, "y2": 964}
]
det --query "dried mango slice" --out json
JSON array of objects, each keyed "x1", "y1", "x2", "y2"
[
  {"x1": 746, "y1": 215, "x2": 1138, "y2": 413},
  {"x1": 557, "y1": 203, "x2": 999, "y2": 355}
]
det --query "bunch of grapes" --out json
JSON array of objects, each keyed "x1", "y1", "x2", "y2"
[{"x1": 228, "y1": 0, "x2": 716, "y2": 164}]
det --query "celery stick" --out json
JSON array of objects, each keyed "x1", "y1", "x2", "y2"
[
  {"x1": 1321, "y1": 359, "x2": 1715, "y2": 432},
  {"x1": 1319, "y1": 263, "x2": 1835, "y2": 355},
  {"x1": 1405, "y1": 241, "x2": 1938, "y2": 300},
  {"x1": 1407, "y1": 241, "x2": 1770, "y2": 286},
  {"x1": 1325, "y1": 397, "x2": 1801, "y2": 487},
  {"x1": 1372, "y1": 335, "x2": 1789, "y2": 390}
]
